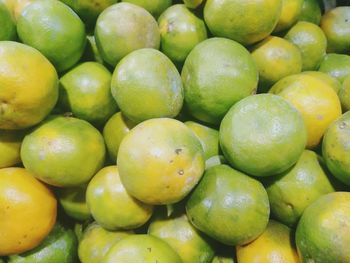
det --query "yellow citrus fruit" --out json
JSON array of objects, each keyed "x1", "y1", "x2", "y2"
[
  {"x1": 204, "y1": 0, "x2": 282, "y2": 45},
  {"x1": 274, "y1": 0, "x2": 303, "y2": 32},
  {"x1": 0, "y1": 130, "x2": 24, "y2": 168},
  {"x1": 0, "y1": 167, "x2": 57, "y2": 256},
  {"x1": 0, "y1": 41, "x2": 58, "y2": 130},
  {"x1": 251, "y1": 36, "x2": 302, "y2": 91},
  {"x1": 270, "y1": 74, "x2": 342, "y2": 148},
  {"x1": 339, "y1": 75, "x2": 350, "y2": 111},
  {"x1": 301, "y1": 71, "x2": 342, "y2": 93},
  {"x1": 236, "y1": 220, "x2": 299, "y2": 263},
  {"x1": 122, "y1": 0, "x2": 172, "y2": 18},
  {"x1": 118, "y1": 118, "x2": 205, "y2": 205}
]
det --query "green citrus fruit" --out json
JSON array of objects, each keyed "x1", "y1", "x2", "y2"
[
  {"x1": 182, "y1": 38, "x2": 258, "y2": 125},
  {"x1": 321, "y1": 6, "x2": 350, "y2": 54},
  {"x1": 186, "y1": 164, "x2": 270, "y2": 245},
  {"x1": 220, "y1": 94, "x2": 306, "y2": 177},
  {"x1": 301, "y1": 71, "x2": 342, "y2": 93},
  {"x1": 204, "y1": 0, "x2": 282, "y2": 45},
  {"x1": 21, "y1": 115, "x2": 106, "y2": 187},
  {"x1": 8, "y1": 223, "x2": 78, "y2": 263},
  {"x1": 0, "y1": 130, "x2": 24, "y2": 168},
  {"x1": 236, "y1": 220, "x2": 298, "y2": 263},
  {"x1": 183, "y1": 0, "x2": 203, "y2": 9},
  {"x1": 318, "y1": 53, "x2": 350, "y2": 83},
  {"x1": 59, "y1": 62, "x2": 118, "y2": 126},
  {"x1": 323, "y1": 111, "x2": 350, "y2": 186},
  {"x1": 103, "y1": 235, "x2": 182, "y2": 263},
  {"x1": 296, "y1": 192, "x2": 350, "y2": 262},
  {"x1": 158, "y1": 4, "x2": 207, "y2": 65},
  {"x1": 298, "y1": 0, "x2": 321, "y2": 25},
  {"x1": 118, "y1": 118, "x2": 205, "y2": 205},
  {"x1": 17, "y1": 0, "x2": 86, "y2": 72},
  {"x1": 0, "y1": 41, "x2": 58, "y2": 130},
  {"x1": 0, "y1": 1, "x2": 15, "y2": 40},
  {"x1": 103, "y1": 112, "x2": 136, "y2": 162},
  {"x1": 81, "y1": 35, "x2": 105, "y2": 65},
  {"x1": 274, "y1": 0, "x2": 303, "y2": 32},
  {"x1": 56, "y1": 185, "x2": 91, "y2": 222},
  {"x1": 285, "y1": 21, "x2": 327, "y2": 71},
  {"x1": 205, "y1": 155, "x2": 227, "y2": 170},
  {"x1": 185, "y1": 121, "x2": 219, "y2": 160},
  {"x1": 78, "y1": 222, "x2": 133, "y2": 263},
  {"x1": 339, "y1": 75, "x2": 350, "y2": 112},
  {"x1": 122, "y1": 0, "x2": 172, "y2": 18},
  {"x1": 111, "y1": 48, "x2": 183, "y2": 123},
  {"x1": 95, "y1": 2, "x2": 160, "y2": 67},
  {"x1": 148, "y1": 213, "x2": 215, "y2": 263},
  {"x1": 265, "y1": 150, "x2": 335, "y2": 226},
  {"x1": 86, "y1": 166, "x2": 154, "y2": 230},
  {"x1": 251, "y1": 36, "x2": 302, "y2": 91}
]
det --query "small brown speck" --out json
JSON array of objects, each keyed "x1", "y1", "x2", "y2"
[
  {"x1": 178, "y1": 169, "x2": 184, "y2": 175},
  {"x1": 175, "y1": 148, "x2": 182, "y2": 155},
  {"x1": 147, "y1": 247, "x2": 152, "y2": 252}
]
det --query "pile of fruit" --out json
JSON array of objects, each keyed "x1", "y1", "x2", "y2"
[{"x1": 1, "y1": 0, "x2": 350, "y2": 262}]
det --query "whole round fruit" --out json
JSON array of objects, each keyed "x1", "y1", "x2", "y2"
[
  {"x1": 0, "y1": 168, "x2": 57, "y2": 256},
  {"x1": 182, "y1": 38, "x2": 258, "y2": 125},
  {"x1": 204, "y1": 0, "x2": 282, "y2": 45},
  {"x1": 103, "y1": 235, "x2": 182, "y2": 263},
  {"x1": 118, "y1": 118, "x2": 205, "y2": 205},
  {"x1": 59, "y1": 62, "x2": 118, "y2": 126},
  {"x1": 21, "y1": 116, "x2": 106, "y2": 187},
  {"x1": 318, "y1": 53, "x2": 350, "y2": 83},
  {"x1": 78, "y1": 222, "x2": 132, "y2": 263},
  {"x1": 122, "y1": 0, "x2": 172, "y2": 18},
  {"x1": 0, "y1": 130, "x2": 24, "y2": 168},
  {"x1": 274, "y1": 0, "x2": 303, "y2": 32},
  {"x1": 111, "y1": 49, "x2": 183, "y2": 123},
  {"x1": 0, "y1": 1, "x2": 15, "y2": 40},
  {"x1": 220, "y1": 94, "x2": 306, "y2": 177},
  {"x1": 323, "y1": 111, "x2": 350, "y2": 186},
  {"x1": 339, "y1": 75, "x2": 350, "y2": 111},
  {"x1": 95, "y1": 2, "x2": 160, "y2": 67},
  {"x1": 0, "y1": 41, "x2": 58, "y2": 130},
  {"x1": 17, "y1": 0, "x2": 86, "y2": 72},
  {"x1": 296, "y1": 192, "x2": 350, "y2": 262},
  {"x1": 186, "y1": 165, "x2": 270, "y2": 245},
  {"x1": 298, "y1": 0, "x2": 321, "y2": 25},
  {"x1": 86, "y1": 166, "x2": 154, "y2": 230}
]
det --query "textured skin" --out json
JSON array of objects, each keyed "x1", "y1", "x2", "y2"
[
  {"x1": 86, "y1": 166, "x2": 154, "y2": 230},
  {"x1": 274, "y1": 0, "x2": 303, "y2": 32},
  {"x1": 186, "y1": 165, "x2": 270, "y2": 246},
  {"x1": 0, "y1": 130, "x2": 24, "y2": 168},
  {"x1": 296, "y1": 192, "x2": 350, "y2": 263},
  {"x1": 339, "y1": 75, "x2": 350, "y2": 111},
  {"x1": 318, "y1": 53, "x2": 350, "y2": 83},
  {"x1": 298, "y1": 0, "x2": 321, "y2": 25},
  {"x1": 220, "y1": 94, "x2": 306, "y2": 177},
  {"x1": 122, "y1": 0, "x2": 172, "y2": 18}
]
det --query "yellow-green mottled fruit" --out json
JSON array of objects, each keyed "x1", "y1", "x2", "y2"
[
  {"x1": 318, "y1": 53, "x2": 350, "y2": 83},
  {"x1": 0, "y1": 130, "x2": 24, "y2": 168},
  {"x1": 339, "y1": 75, "x2": 350, "y2": 112},
  {"x1": 298, "y1": 0, "x2": 321, "y2": 25},
  {"x1": 122, "y1": 0, "x2": 172, "y2": 18},
  {"x1": 0, "y1": 2, "x2": 16, "y2": 40}
]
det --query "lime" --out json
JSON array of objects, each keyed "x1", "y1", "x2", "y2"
[
  {"x1": 122, "y1": 0, "x2": 172, "y2": 18},
  {"x1": 298, "y1": 0, "x2": 321, "y2": 25},
  {"x1": 0, "y1": 1, "x2": 15, "y2": 40},
  {"x1": 318, "y1": 53, "x2": 350, "y2": 83}
]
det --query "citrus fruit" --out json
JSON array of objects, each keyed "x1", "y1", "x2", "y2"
[
  {"x1": 0, "y1": 41, "x2": 58, "y2": 130},
  {"x1": 0, "y1": 167, "x2": 57, "y2": 256},
  {"x1": 183, "y1": 0, "x2": 203, "y2": 9},
  {"x1": 21, "y1": 115, "x2": 106, "y2": 187},
  {"x1": 270, "y1": 74, "x2": 342, "y2": 148},
  {"x1": 220, "y1": 94, "x2": 306, "y2": 177},
  {"x1": 298, "y1": 0, "x2": 321, "y2": 25},
  {"x1": 60, "y1": 0, "x2": 118, "y2": 29},
  {"x1": 111, "y1": 49, "x2": 183, "y2": 123},
  {"x1": 301, "y1": 71, "x2": 342, "y2": 93},
  {"x1": 296, "y1": 192, "x2": 350, "y2": 262},
  {"x1": 17, "y1": 0, "x2": 86, "y2": 72},
  {"x1": 82, "y1": 35, "x2": 104, "y2": 65},
  {"x1": 236, "y1": 220, "x2": 299, "y2": 263},
  {"x1": 8, "y1": 223, "x2": 78, "y2": 263},
  {"x1": 122, "y1": 0, "x2": 172, "y2": 18},
  {"x1": 318, "y1": 53, "x2": 350, "y2": 83},
  {"x1": 186, "y1": 164, "x2": 270, "y2": 245},
  {"x1": 321, "y1": 6, "x2": 350, "y2": 54},
  {"x1": 103, "y1": 112, "x2": 136, "y2": 162},
  {"x1": 264, "y1": 150, "x2": 335, "y2": 226},
  {"x1": 205, "y1": 155, "x2": 227, "y2": 170},
  {"x1": 118, "y1": 118, "x2": 205, "y2": 205},
  {"x1": 56, "y1": 185, "x2": 91, "y2": 222},
  {"x1": 158, "y1": 4, "x2": 207, "y2": 65},
  {"x1": 323, "y1": 111, "x2": 350, "y2": 186},
  {"x1": 339, "y1": 75, "x2": 350, "y2": 111},
  {"x1": 148, "y1": 213, "x2": 215, "y2": 263},
  {"x1": 285, "y1": 21, "x2": 327, "y2": 71},
  {"x1": 78, "y1": 222, "x2": 133, "y2": 263},
  {"x1": 204, "y1": 0, "x2": 282, "y2": 45},
  {"x1": 86, "y1": 166, "x2": 154, "y2": 230},
  {"x1": 95, "y1": 2, "x2": 160, "y2": 67},
  {"x1": 251, "y1": 36, "x2": 302, "y2": 91},
  {"x1": 273, "y1": 0, "x2": 303, "y2": 32},
  {"x1": 182, "y1": 38, "x2": 258, "y2": 125},
  {"x1": 185, "y1": 121, "x2": 219, "y2": 160},
  {"x1": 12, "y1": 0, "x2": 33, "y2": 21},
  {"x1": 0, "y1": 130, "x2": 24, "y2": 168},
  {"x1": 0, "y1": 1, "x2": 15, "y2": 40},
  {"x1": 59, "y1": 62, "x2": 118, "y2": 126},
  {"x1": 104, "y1": 235, "x2": 182, "y2": 262}
]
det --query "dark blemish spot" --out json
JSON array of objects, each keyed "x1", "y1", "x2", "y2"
[
  {"x1": 286, "y1": 203, "x2": 294, "y2": 210},
  {"x1": 178, "y1": 169, "x2": 184, "y2": 175},
  {"x1": 316, "y1": 114, "x2": 324, "y2": 120},
  {"x1": 191, "y1": 217, "x2": 195, "y2": 222},
  {"x1": 175, "y1": 148, "x2": 182, "y2": 155},
  {"x1": 63, "y1": 112, "x2": 73, "y2": 117},
  {"x1": 346, "y1": 19, "x2": 349, "y2": 22},
  {"x1": 6, "y1": 206, "x2": 9, "y2": 209},
  {"x1": 339, "y1": 122, "x2": 346, "y2": 129},
  {"x1": 23, "y1": 234, "x2": 27, "y2": 239},
  {"x1": 169, "y1": 160, "x2": 174, "y2": 163},
  {"x1": 166, "y1": 185, "x2": 170, "y2": 189},
  {"x1": 147, "y1": 247, "x2": 152, "y2": 252}
]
